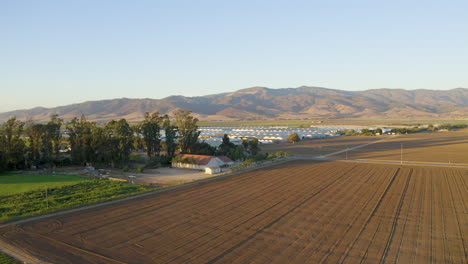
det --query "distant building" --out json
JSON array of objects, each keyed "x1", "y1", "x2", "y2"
[{"x1": 172, "y1": 154, "x2": 234, "y2": 174}]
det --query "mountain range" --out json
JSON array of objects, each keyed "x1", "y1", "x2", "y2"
[{"x1": 1, "y1": 86, "x2": 467, "y2": 122}]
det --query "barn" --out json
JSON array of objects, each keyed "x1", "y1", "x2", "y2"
[{"x1": 172, "y1": 154, "x2": 234, "y2": 174}]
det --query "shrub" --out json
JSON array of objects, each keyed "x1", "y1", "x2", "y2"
[
  {"x1": 147, "y1": 155, "x2": 173, "y2": 168},
  {"x1": 287, "y1": 133, "x2": 300, "y2": 144},
  {"x1": 129, "y1": 153, "x2": 145, "y2": 163}
]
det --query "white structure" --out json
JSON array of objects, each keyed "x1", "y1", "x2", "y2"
[{"x1": 172, "y1": 154, "x2": 233, "y2": 175}]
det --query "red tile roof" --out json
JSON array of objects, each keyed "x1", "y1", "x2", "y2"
[
  {"x1": 177, "y1": 154, "x2": 214, "y2": 165},
  {"x1": 176, "y1": 154, "x2": 233, "y2": 165},
  {"x1": 217, "y1": 156, "x2": 233, "y2": 163}
]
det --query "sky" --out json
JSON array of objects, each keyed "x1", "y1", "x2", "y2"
[{"x1": 1, "y1": 0, "x2": 467, "y2": 112}]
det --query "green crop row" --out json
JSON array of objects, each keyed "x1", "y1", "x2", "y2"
[{"x1": 0, "y1": 179, "x2": 155, "y2": 223}]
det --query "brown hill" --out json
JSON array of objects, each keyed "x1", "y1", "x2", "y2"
[{"x1": 0, "y1": 86, "x2": 467, "y2": 122}]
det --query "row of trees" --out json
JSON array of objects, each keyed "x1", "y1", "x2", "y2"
[
  {"x1": 0, "y1": 115, "x2": 63, "y2": 170},
  {"x1": 0, "y1": 109, "x2": 262, "y2": 172},
  {"x1": 216, "y1": 134, "x2": 260, "y2": 161},
  {"x1": 0, "y1": 110, "x2": 202, "y2": 171}
]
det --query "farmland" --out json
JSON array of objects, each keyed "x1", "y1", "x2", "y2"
[
  {"x1": 263, "y1": 129, "x2": 468, "y2": 165},
  {"x1": 262, "y1": 135, "x2": 385, "y2": 157},
  {"x1": 329, "y1": 129, "x2": 468, "y2": 164},
  {"x1": 0, "y1": 173, "x2": 87, "y2": 196},
  {"x1": 0, "y1": 179, "x2": 154, "y2": 223},
  {"x1": 1, "y1": 160, "x2": 466, "y2": 263}
]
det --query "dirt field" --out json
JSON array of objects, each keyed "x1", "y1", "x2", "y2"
[
  {"x1": 1, "y1": 160, "x2": 466, "y2": 263},
  {"x1": 262, "y1": 129, "x2": 468, "y2": 165},
  {"x1": 262, "y1": 135, "x2": 383, "y2": 157},
  {"x1": 134, "y1": 168, "x2": 216, "y2": 186},
  {"x1": 329, "y1": 130, "x2": 468, "y2": 164}
]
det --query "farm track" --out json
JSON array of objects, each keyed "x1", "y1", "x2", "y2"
[{"x1": 0, "y1": 160, "x2": 467, "y2": 263}]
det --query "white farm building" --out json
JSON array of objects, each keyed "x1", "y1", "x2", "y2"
[{"x1": 172, "y1": 154, "x2": 234, "y2": 175}]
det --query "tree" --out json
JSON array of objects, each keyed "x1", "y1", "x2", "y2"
[
  {"x1": 106, "y1": 119, "x2": 134, "y2": 166},
  {"x1": 216, "y1": 134, "x2": 236, "y2": 156},
  {"x1": 29, "y1": 124, "x2": 44, "y2": 162},
  {"x1": 66, "y1": 115, "x2": 95, "y2": 163},
  {"x1": 174, "y1": 109, "x2": 200, "y2": 154},
  {"x1": 0, "y1": 117, "x2": 26, "y2": 169},
  {"x1": 229, "y1": 145, "x2": 245, "y2": 161},
  {"x1": 36, "y1": 115, "x2": 63, "y2": 162},
  {"x1": 162, "y1": 115, "x2": 177, "y2": 157},
  {"x1": 140, "y1": 112, "x2": 163, "y2": 158},
  {"x1": 47, "y1": 114, "x2": 63, "y2": 159},
  {"x1": 287, "y1": 133, "x2": 300, "y2": 144},
  {"x1": 91, "y1": 126, "x2": 110, "y2": 165},
  {"x1": 375, "y1": 128, "x2": 383, "y2": 135},
  {"x1": 192, "y1": 142, "x2": 216, "y2": 155},
  {"x1": 0, "y1": 135, "x2": 5, "y2": 171},
  {"x1": 249, "y1": 138, "x2": 260, "y2": 155},
  {"x1": 242, "y1": 138, "x2": 260, "y2": 155}
]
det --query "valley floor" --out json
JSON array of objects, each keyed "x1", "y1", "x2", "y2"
[{"x1": 1, "y1": 160, "x2": 466, "y2": 263}]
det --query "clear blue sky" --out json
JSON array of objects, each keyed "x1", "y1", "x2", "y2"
[{"x1": 1, "y1": 0, "x2": 467, "y2": 112}]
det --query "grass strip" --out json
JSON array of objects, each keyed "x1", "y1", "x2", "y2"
[
  {"x1": 0, "y1": 252, "x2": 20, "y2": 264},
  {"x1": 0, "y1": 179, "x2": 155, "y2": 223}
]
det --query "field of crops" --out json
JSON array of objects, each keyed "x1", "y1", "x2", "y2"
[
  {"x1": 1, "y1": 160, "x2": 466, "y2": 263},
  {"x1": 0, "y1": 173, "x2": 87, "y2": 196},
  {"x1": 0, "y1": 179, "x2": 154, "y2": 223}
]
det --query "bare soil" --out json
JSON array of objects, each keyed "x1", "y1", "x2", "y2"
[
  {"x1": 262, "y1": 135, "x2": 383, "y2": 157},
  {"x1": 262, "y1": 129, "x2": 468, "y2": 165},
  {"x1": 134, "y1": 168, "x2": 215, "y2": 186},
  {"x1": 0, "y1": 160, "x2": 466, "y2": 263},
  {"x1": 329, "y1": 130, "x2": 468, "y2": 164}
]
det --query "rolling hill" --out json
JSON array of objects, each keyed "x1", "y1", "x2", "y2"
[{"x1": 1, "y1": 86, "x2": 467, "y2": 122}]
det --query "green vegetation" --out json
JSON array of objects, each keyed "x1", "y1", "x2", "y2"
[
  {"x1": 437, "y1": 123, "x2": 468, "y2": 130},
  {"x1": 242, "y1": 138, "x2": 260, "y2": 155},
  {"x1": 0, "y1": 173, "x2": 87, "y2": 196},
  {"x1": 0, "y1": 110, "x2": 203, "y2": 172},
  {"x1": 171, "y1": 156, "x2": 198, "y2": 164},
  {"x1": 234, "y1": 151, "x2": 291, "y2": 169},
  {"x1": 175, "y1": 109, "x2": 201, "y2": 154},
  {"x1": 342, "y1": 123, "x2": 468, "y2": 137},
  {"x1": 287, "y1": 133, "x2": 300, "y2": 144},
  {"x1": 0, "y1": 252, "x2": 20, "y2": 264},
  {"x1": 0, "y1": 178, "x2": 154, "y2": 223},
  {"x1": 216, "y1": 134, "x2": 245, "y2": 161},
  {"x1": 192, "y1": 142, "x2": 217, "y2": 155}
]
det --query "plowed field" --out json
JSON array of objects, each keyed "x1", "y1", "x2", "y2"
[
  {"x1": 330, "y1": 130, "x2": 468, "y2": 164},
  {"x1": 262, "y1": 135, "x2": 380, "y2": 157},
  {"x1": 262, "y1": 129, "x2": 468, "y2": 165},
  {"x1": 1, "y1": 160, "x2": 467, "y2": 263}
]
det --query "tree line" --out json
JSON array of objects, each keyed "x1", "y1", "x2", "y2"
[{"x1": 0, "y1": 109, "x2": 260, "y2": 172}]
